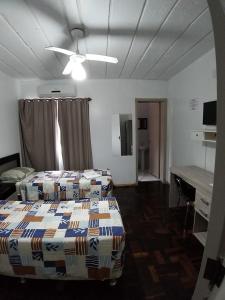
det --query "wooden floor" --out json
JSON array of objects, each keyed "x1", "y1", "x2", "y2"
[{"x1": 0, "y1": 182, "x2": 203, "y2": 300}]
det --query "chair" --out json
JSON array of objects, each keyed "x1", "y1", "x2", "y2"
[{"x1": 175, "y1": 175, "x2": 195, "y2": 238}]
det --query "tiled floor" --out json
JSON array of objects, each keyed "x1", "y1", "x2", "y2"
[
  {"x1": 0, "y1": 182, "x2": 203, "y2": 300},
  {"x1": 138, "y1": 171, "x2": 160, "y2": 182}
]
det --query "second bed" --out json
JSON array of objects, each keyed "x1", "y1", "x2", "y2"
[{"x1": 16, "y1": 169, "x2": 113, "y2": 201}]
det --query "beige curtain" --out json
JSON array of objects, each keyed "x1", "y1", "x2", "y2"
[
  {"x1": 58, "y1": 98, "x2": 93, "y2": 170},
  {"x1": 19, "y1": 99, "x2": 58, "y2": 171}
]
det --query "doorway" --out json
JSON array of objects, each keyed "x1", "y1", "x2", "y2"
[{"x1": 135, "y1": 99, "x2": 167, "y2": 183}]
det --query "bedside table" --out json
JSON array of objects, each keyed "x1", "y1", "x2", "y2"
[{"x1": 0, "y1": 183, "x2": 16, "y2": 199}]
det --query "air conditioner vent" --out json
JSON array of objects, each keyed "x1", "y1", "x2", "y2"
[{"x1": 37, "y1": 82, "x2": 77, "y2": 98}]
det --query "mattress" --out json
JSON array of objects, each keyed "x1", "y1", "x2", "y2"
[
  {"x1": 0, "y1": 197, "x2": 125, "y2": 280},
  {"x1": 16, "y1": 170, "x2": 113, "y2": 201}
]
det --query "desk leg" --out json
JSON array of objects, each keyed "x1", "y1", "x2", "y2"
[
  {"x1": 183, "y1": 202, "x2": 191, "y2": 238},
  {"x1": 169, "y1": 173, "x2": 180, "y2": 208}
]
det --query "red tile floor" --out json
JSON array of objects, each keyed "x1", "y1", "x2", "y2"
[{"x1": 0, "y1": 182, "x2": 203, "y2": 300}]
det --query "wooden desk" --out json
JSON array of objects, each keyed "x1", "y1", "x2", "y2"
[{"x1": 170, "y1": 165, "x2": 214, "y2": 246}]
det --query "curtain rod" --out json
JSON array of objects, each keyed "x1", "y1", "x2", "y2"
[{"x1": 19, "y1": 97, "x2": 92, "y2": 101}]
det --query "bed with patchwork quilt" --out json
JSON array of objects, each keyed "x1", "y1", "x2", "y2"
[
  {"x1": 16, "y1": 169, "x2": 113, "y2": 201},
  {"x1": 0, "y1": 196, "x2": 125, "y2": 281}
]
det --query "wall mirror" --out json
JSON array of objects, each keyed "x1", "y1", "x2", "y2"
[{"x1": 112, "y1": 114, "x2": 133, "y2": 156}]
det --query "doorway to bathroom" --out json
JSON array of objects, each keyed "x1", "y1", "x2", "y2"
[{"x1": 135, "y1": 99, "x2": 167, "y2": 182}]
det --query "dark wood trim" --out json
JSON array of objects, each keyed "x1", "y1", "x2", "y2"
[
  {"x1": 0, "y1": 153, "x2": 20, "y2": 167},
  {"x1": 113, "y1": 183, "x2": 138, "y2": 187},
  {"x1": 0, "y1": 153, "x2": 20, "y2": 199}
]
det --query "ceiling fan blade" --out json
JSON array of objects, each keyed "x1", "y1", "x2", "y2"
[
  {"x1": 85, "y1": 54, "x2": 118, "y2": 64},
  {"x1": 62, "y1": 60, "x2": 74, "y2": 75},
  {"x1": 45, "y1": 47, "x2": 75, "y2": 56}
]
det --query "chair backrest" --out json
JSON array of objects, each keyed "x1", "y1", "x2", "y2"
[{"x1": 175, "y1": 175, "x2": 196, "y2": 202}]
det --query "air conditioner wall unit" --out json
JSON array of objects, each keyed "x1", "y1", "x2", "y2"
[{"x1": 37, "y1": 82, "x2": 77, "y2": 98}]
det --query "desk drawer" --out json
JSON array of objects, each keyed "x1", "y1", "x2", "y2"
[{"x1": 195, "y1": 191, "x2": 211, "y2": 220}]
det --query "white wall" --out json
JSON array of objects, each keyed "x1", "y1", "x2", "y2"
[
  {"x1": 18, "y1": 49, "x2": 217, "y2": 183},
  {"x1": 168, "y1": 49, "x2": 217, "y2": 174},
  {"x1": 0, "y1": 71, "x2": 20, "y2": 158},
  {"x1": 19, "y1": 78, "x2": 168, "y2": 184}
]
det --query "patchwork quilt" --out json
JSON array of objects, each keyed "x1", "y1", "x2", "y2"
[
  {"x1": 0, "y1": 197, "x2": 125, "y2": 280},
  {"x1": 16, "y1": 170, "x2": 113, "y2": 201}
]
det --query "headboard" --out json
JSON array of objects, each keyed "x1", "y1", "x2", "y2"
[{"x1": 0, "y1": 153, "x2": 20, "y2": 175}]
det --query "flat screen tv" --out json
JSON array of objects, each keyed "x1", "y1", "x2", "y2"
[{"x1": 203, "y1": 101, "x2": 217, "y2": 125}]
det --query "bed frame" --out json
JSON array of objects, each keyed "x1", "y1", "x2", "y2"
[
  {"x1": 0, "y1": 153, "x2": 20, "y2": 199},
  {"x1": 0, "y1": 154, "x2": 120, "y2": 286}
]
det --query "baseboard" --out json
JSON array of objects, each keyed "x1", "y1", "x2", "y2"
[
  {"x1": 114, "y1": 181, "x2": 169, "y2": 187},
  {"x1": 113, "y1": 183, "x2": 138, "y2": 187}
]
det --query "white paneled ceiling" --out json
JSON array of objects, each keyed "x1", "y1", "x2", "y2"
[{"x1": 0, "y1": 0, "x2": 213, "y2": 80}]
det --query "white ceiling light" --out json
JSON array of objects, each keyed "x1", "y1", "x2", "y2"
[
  {"x1": 71, "y1": 62, "x2": 86, "y2": 81},
  {"x1": 45, "y1": 28, "x2": 118, "y2": 81}
]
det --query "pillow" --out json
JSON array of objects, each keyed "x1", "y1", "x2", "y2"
[
  {"x1": 0, "y1": 169, "x2": 26, "y2": 182},
  {"x1": 14, "y1": 167, "x2": 35, "y2": 176},
  {"x1": 0, "y1": 167, "x2": 35, "y2": 182}
]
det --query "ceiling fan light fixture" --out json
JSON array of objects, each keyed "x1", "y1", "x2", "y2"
[
  {"x1": 45, "y1": 28, "x2": 118, "y2": 80},
  {"x1": 62, "y1": 60, "x2": 74, "y2": 75},
  {"x1": 70, "y1": 54, "x2": 85, "y2": 64},
  {"x1": 71, "y1": 62, "x2": 86, "y2": 81}
]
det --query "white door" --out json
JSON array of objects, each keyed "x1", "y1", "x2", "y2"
[
  {"x1": 148, "y1": 102, "x2": 160, "y2": 178},
  {"x1": 211, "y1": 279, "x2": 225, "y2": 300},
  {"x1": 192, "y1": 0, "x2": 225, "y2": 299},
  {"x1": 208, "y1": 258, "x2": 225, "y2": 300}
]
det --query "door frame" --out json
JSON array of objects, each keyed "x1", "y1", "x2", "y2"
[
  {"x1": 135, "y1": 98, "x2": 167, "y2": 183},
  {"x1": 192, "y1": 0, "x2": 225, "y2": 299}
]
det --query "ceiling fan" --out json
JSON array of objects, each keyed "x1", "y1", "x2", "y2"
[{"x1": 45, "y1": 28, "x2": 118, "y2": 80}]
